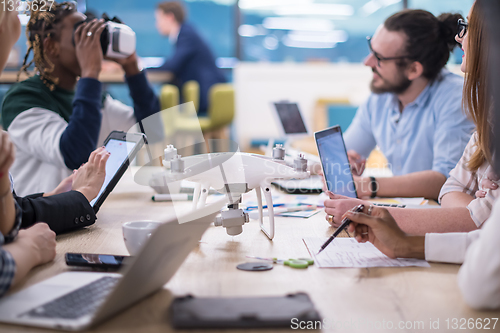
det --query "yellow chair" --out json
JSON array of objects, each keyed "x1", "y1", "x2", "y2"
[
  {"x1": 175, "y1": 83, "x2": 235, "y2": 151},
  {"x1": 182, "y1": 80, "x2": 199, "y2": 112},
  {"x1": 158, "y1": 82, "x2": 235, "y2": 152},
  {"x1": 159, "y1": 84, "x2": 180, "y2": 139},
  {"x1": 160, "y1": 84, "x2": 180, "y2": 110},
  {"x1": 176, "y1": 84, "x2": 234, "y2": 131}
]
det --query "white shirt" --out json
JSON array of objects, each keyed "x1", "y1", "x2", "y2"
[
  {"x1": 425, "y1": 198, "x2": 500, "y2": 309},
  {"x1": 9, "y1": 95, "x2": 137, "y2": 196},
  {"x1": 169, "y1": 25, "x2": 180, "y2": 44}
]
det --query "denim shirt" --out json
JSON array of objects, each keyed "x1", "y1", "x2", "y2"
[{"x1": 344, "y1": 69, "x2": 475, "y2": 177}]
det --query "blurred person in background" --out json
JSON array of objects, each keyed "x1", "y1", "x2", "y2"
[{"x1": 153, "y1": 1, "x2": 226, "y2": 116}]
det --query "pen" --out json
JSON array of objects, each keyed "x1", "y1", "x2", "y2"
[
  {"x1": 248, "y1": 205, "x2": 317, "y2": 219},
  {"x1": 316, "y1": 204, "x2": 365, "y2": 255},
  {"x1": 245, "y1": 203, "x2": 285, "y2": 210},
  {"x1": 152, "y1": 194, "x2": 193, "y2": 201}
]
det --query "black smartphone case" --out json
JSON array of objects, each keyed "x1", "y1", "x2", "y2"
[{"x1": 169, "y1": 292, "x2": 322, "y2": 329}]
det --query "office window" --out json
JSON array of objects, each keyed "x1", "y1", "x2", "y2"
[
  {"x1": 10, "y1": 0, "x2": 473, "y2": 67},
  {"x1": 238, "y1": 0, "x2": 474, "y2": 63}
]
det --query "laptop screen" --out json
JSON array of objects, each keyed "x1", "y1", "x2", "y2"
[
  {"x1": 315, "y1": 126, "x2": 357, "y2": 198},
  {"x1": 273, "y1": 102, "x2": 308, "y2": 135}
]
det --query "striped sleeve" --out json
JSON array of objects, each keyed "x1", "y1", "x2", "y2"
[
  {"x1": 439, "y1": 132, "x2": 478, "y2": 202},
  {"x1": 0, "y1": 200, "x2": 22, "y2": 297}
]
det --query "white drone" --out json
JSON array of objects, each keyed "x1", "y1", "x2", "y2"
[{"x1": 148, "y1": 145, "x2": 309, "y2": 239}]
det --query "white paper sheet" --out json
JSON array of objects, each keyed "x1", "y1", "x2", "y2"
[{"x1": 303, "y1": 237, "x2": 431, "y2": 268}]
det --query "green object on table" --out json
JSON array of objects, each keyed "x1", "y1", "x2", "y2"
[
  {"x1": 246, "y1": 256, "x2": 314, "y2": 269},
  {"x1": 284, "y1": 259, "x2": 310, "y2": 269}
]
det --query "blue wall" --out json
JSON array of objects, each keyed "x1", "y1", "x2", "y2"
[{"x1": 86, "y1": 0, "x2": 235, "y2": 58}]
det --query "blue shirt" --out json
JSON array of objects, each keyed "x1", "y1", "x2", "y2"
[{"x1": 344, "y1": 69, "x2": 474, "y2": 177}]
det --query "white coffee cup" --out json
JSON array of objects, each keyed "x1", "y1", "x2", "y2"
[{"x1": 122, "y1": 221, "x2": 162, "y2": 255}]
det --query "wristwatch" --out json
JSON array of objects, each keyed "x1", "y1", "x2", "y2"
[{"x1": 369, "y1": 176, "x2": 378, "y2": 198}]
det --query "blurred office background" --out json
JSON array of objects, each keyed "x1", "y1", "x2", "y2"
[{"x1": 2, "y1": 0, "x2": 474, "y2": 150}]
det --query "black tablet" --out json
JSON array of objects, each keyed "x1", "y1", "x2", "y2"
[{"x1": 91, "y1": 131, "x2": 146, "y2": 213}]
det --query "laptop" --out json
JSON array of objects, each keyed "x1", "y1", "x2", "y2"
[
  {"x1": 271, "y1": 101, "x2": 323, "y2": 193},
  {"x1": 0, "y1": 198, "x2": 227, "y2": 331},
  {"x1": 272, "y1": 101, "x2": 310, "y2": 138}
]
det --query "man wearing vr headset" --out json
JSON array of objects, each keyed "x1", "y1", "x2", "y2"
[{"x1": 1, "y1": 1, "x2": 162, "y2": 196}]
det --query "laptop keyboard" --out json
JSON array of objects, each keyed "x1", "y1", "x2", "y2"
[{"x1": 22, "y1": 276, "x2": 120, "y2": 319}]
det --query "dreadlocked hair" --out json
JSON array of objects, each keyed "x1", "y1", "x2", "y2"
[{"x1": 18, "y1": 1, "x2": 76, "y2": 91}]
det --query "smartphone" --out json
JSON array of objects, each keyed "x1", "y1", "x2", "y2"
[
  {"x1": 91, "y1": 131, "x2": 146, "y2": 213},
  {"x1": 65, "y1": 253, "x2": 129, "y2": 269}
]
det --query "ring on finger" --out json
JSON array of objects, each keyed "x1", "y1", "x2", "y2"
[
  {"x1": 327, "y1": 215, "x2": 334, "y2": 224},
  {"x1": 87, "y1": 31, "x2": 93, "y2": 37},
  {"x1": 367, "y1": 205, "x2": 374, "y2": 216}
]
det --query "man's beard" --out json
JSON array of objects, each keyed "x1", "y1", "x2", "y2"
[{"x1": 370, "y1": 68, "x2": 412, "y2": 94}]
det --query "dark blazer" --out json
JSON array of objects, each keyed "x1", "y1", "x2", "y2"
[
  {"x1": 14, "y1": 191, "x2": 96, "y2": 235},
  {"x1": 155, "y1": 23, "x2": 226, "y2": 115}
]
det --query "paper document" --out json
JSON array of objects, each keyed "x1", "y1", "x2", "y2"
[
  {"x1": 303, "y1": 237, "x2": 430, "y2": 268},
  {"x1": 371, "y1": 197, "x2": 426, "y2": 205}
]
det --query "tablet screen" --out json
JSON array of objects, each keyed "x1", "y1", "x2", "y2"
[
  {"x1": 315, "y1": 127, "x2": 357, "y2": 198},
  {"x1": 90, "y1": 139, "x2": 138, "y2": 207},
  {"x1": 274, "y1": 102, "x2": 308, "y2": 135}
]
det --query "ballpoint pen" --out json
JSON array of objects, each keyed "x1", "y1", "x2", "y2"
[
  {"x1": 316, "y1": 204, "x2": 365, "y2": 255},
  {"x1": 247, "y1": 205, "x2": 317, "y2": 219}
]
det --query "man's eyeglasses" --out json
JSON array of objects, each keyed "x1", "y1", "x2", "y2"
[
  {"x1": 367, "y1": 36, "x2": 411, "y2": 67},
  {"x1": 457, "y1": 19, "x2": 468, "y2": 38}
]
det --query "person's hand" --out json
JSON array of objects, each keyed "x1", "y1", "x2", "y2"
[
  {"x1": 17, "y1": 223, "x2": 57, "y2": 266},
  {"x1": 352, "y1": 176, "x2": 373, "y2": 198},
  {"x1": 74, "y1": 19, "x2": 107, "y2": 79},
  {"x1": 344, "y1": 206, "x2": 424, "y2": 259},
  {"x1": 106, "y1": 52, "x2": 141, "y2": 77},
  {"x1": 324, "y1": 191, "x2": 369, "y2": 227},
  {"x1": 72, "y1": 147, "x2": 110, "y2": 202},
  {"x1": 347, "y1": 150, "x2": 366, "y2": 176},
  {"x1": 309, "y1": 161, "x2": 323, "y2": 175},
  {"x1": 0, "y1": 131, "x2": 15, "y2": 198},
  {"x1": 43, "y1": 174, "x2": 75, "y2": 197},
  {"x1": 476, "y1": 169, "x2": 500, "y2": 198},
  {"x1": 316, "y1": 168, "x2": 329, "y2": 192},
  {"x1": 0, "y1": 131, "x2": 15, "y2": 180}
]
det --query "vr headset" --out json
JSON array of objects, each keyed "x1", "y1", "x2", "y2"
[{"x1": 73, "y1": 13, "x2": 136, "y2": 59}]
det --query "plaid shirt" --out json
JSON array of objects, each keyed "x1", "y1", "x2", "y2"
[
  {"x1": 0, "y1": 177, "x2": 22, "y2": 297},
  {"x1": 439, "y1": 132, "x2": 499, "y2": 227}
]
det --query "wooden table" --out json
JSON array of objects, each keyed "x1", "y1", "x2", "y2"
[{"x1": 1, "y1": 169, "x2": 498, "y2": 333}]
